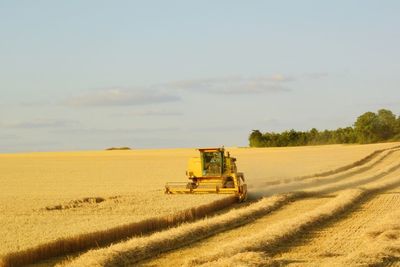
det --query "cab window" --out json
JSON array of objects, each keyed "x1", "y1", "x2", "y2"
[{"x1": 202, "y1": 152, "x2": 222, "y2": 176}]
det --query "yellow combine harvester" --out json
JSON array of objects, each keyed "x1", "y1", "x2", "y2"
[{"x1": 165, "y1": 147, "x2": 248, "y2": 202}]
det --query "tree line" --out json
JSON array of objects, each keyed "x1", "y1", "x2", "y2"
[{"x1": 249, "y1": 109, "x2": 400, "y2": 147}]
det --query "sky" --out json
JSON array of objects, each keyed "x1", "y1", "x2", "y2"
[{"x1": 0, "y1": 1, "x2": 399, "y2": 152}]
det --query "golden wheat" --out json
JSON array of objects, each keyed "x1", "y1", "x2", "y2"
[
  {"x1": 257, "y1": 144, "x2": 400, "y2": 187},
  {"x1": 0, "y1": 196, "x2": 236, "y2": 267},
  {"x1": 61, "y1": 148, "x2": 400, "y2": 266},
  {"x1": 252, "y1": 148, "x2": 400, "y2": 197},
  {"x1": 340, "y1": 209, "x2": 400, "y2": 266},
  {"x1": 58, "y1": 193, "x2": 308, "y2": 267},
  {"x1": 0, "y1": 142, "x2": 397, "y2": 265},
  {"x1": 185, "y1": 171, "x2": 400, "y2": 266},
  {"x1": 197, "y1": 251, "x2": 274, "y2": 267},
  {"x1": 294, "y1": 144, "x2": 400, "y2": 181}
]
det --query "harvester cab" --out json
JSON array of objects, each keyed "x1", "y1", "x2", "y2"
[{"x1": 165, "y1": 147, "x2": 247, "y2": 202}]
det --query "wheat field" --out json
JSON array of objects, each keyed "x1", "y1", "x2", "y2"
[{"x1": 1, "y1": 142, "x2": 400, "y2": 266}]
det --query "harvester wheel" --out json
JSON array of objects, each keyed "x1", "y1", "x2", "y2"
[
  {"x1": 225, "y1": 181, "x2": 234, "y2": 188},
  {"x1": 186, "y1": 182, "x2": 197, "y2": 189},
  {"x1": 238, "y1": 185, "x2": 248, "y2": 202}
]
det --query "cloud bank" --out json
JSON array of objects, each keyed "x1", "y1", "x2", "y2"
[
  {"x1": 165, "y1": 75, "x2": 293, "y2": 94},
  {"x1": 66, "y1": 88, "x2": 180, "y2": 107},
  {"x1": 0, "y1": 119, "x2": 78, "y2": 129},
  {"x1": 63, "y1": 74, "x2": 293, "y2": 109},
  {"x1": 122, "y1": 110, "x2": 183, "y2": 117}
]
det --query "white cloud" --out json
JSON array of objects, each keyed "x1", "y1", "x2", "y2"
[
  {"x1": 63, "y1": 74, "x2": 293, "y2": 109},
  {"x1": 65, "y1": 88, "x2": 180, "y2": 107},
  {"x1": 0, "y1": 119, "x2": 78, "y2": 129},
  {"x1": 51, "y1": 126, "x2": 180, "y2": 135},
  {"x1": 120, "y1": 110, "x2": 183, "y2": 117},
  {"x1": 165, "y1": 75, "x2": 293, "y2": 94}
]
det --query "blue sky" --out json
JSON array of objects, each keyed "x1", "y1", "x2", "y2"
[{"x1": 0, "y1": 1, "x2": 399, "y2": 152}]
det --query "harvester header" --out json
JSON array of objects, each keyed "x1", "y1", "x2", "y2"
[{"x1": 165, "y1": 147, "x2": 247, "y2": 202}]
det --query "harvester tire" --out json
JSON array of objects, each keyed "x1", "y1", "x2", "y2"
[
  {"x1": 225, "y1": 180, "x2": 234, "y2": 188},
  {"x1": 186, "y1": 182, "x2": 197, "y2": 189}
]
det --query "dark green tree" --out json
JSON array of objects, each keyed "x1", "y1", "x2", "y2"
[
  {"x1": 397, "y1": 116, "x2": 400, "y2": 134},
  {"x1": 309, "y1": 128, "x2": 319, "y2": 144},
  {"x1": 248, "y1": 109, "x2": 398, "y2": 147},
  {"x1": 354, "y1": 111, "x2": 380, "y2": 143},
  {"x1": 376, "y1": 109, "x2": 398, "y2": 140},
  {"x1": 249, "y1": 130, "x2": 265, "y2": 147}
]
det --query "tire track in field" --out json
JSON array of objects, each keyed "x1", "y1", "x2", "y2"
[
  {"x1": 295, "y1": 145, "x2": 400, "y2": 181},
  {"x1": 327, "y1": 193, "x2": 400, "y2": 267},
  {"x1": 66, "y1": 162, "x2": 399, "y2": 267},
  {"x1": 260, "y1": 145, "x2": 400, "y2": 187},
  {"x1": 141, "y1": 164, "x2": 400, "y2": 267},
  {"x1": 35, "y1": 146, "x2": 399, "y2": 267},
  {"x1": 251, "y1": 148, "x2": 400, "y2": 197},
  {"x1": 61, "y1": 148, "x2": 400, "y2": 267},
  {"x1": 184, "y1": 170, "x2": 400, "y2": 266},
  {"x1": 270, "y1": 186, "x2": 400, "y2": 266},
  {"x1": 142, "y1": 151, "x2": 400, "y2": 266},
  {"x1": 138, "y1": 196, "x2": 334, "y2": 267}
]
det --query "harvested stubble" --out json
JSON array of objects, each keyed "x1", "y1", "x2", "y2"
[
  {"x1": 0, "y1": 148, "x2": 230, "y2": 260},
  {"x1": 1, "y1": 143, "x2": 397, "y2": 266},
  {"x1": 0, "y1": 196, "x2": 236, "y2": 267},
  {"x1": 59, "y1": 145, "x2": 400, "y2": 267},
  {"x1": 252, "y1": 148, "x2": 400, "y2": 197},
  {"x1": 294, "y1": 145, "x2": 400, "y2": 180},
  {"x1": 303, "y1": 157, "x2": 400, "y2": 195},
  {"x1": 186, "y1": 172, "x2": 400, "y2": 266},
  {"x1": 198, "y1": 251, "x2": 275, "y2": 267},
  {"x1": 262, "y1": 145, "x2": 400, "y2": 187},
  {"x1": 340, "y1": 209, "x2": 400, "y2": 266},
  {"x1": 58, "y1": 193, "x2": 307, "y2": 267}
]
